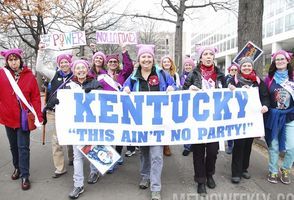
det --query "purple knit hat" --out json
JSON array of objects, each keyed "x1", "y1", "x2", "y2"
[
  {"x1": 0, "y1": 48, "x2": 23, "y2": 61},
  {"x1": 272, "y1": 50, "x2": 293, "y2": 62},
  {"x1": 56, "y1": 53, "x2": 73, "y2": 66},
  {"x1": 106, "y1": 54, "x2": 120, "y2": 63},
  {"x1": 92, "y1": 51, "x2": 106, "y2": 64},
  {"x1": 183, "y1": 58, "x2": 195, "y2": 68},
  {"x1": 196, "y1": 46, "x2": 218, "y2": 58},
  {"x1": 71, "y1": 59, "x2": 90, "y2": 70},
  {"x1": 136, "y1": 44, "x2": 155, "y2": 60}
]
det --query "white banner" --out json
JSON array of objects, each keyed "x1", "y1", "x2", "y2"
[
  {"x1": 40, "y1": 31, "x2": 86, "y2": 50},
  {"x1": 95, "y1": 31, "x2": 137, "y2": 44},
  {"x1": 56, "y1": 88, "x2": 265, "y2": 145}
]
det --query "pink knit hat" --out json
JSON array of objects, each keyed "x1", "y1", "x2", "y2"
[
  {"x1": 160, "y1": 55, "x2": 173, "y2": 65},
  {"x1": 272, "y1": 50, "x2": 293, "y2": 62},
  {"x1": 92, "y1": 51, "x2": 106, "y2": 64},
  {"x1": 106, "y1": 54, "x2": 120, "y2": 63},
  {"x1": 183, "y1": 58, "x2": 195, "y2": 68},
  {"x1": 196, "y1": 46, "x2": 218, "y2": 58},
  {"x1": 56, "y1": 53, "x2": 73, "y2": 66},
  {"x1": 136, "y1": 44, "x2": 155, "y2": 60},
  {"x1": 0, "y1": 48, "x2": 23, "y2": 61},
  {"x1": 71, "y1": 59, "x2": 90, "y2": 70},
  {"x1": 227, "y1": 63, "x2": 239, "y2": 73}
]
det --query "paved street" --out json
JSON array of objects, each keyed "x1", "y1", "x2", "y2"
[{"x1": 0, "y1": 122, "x2": 293, "y2": 200}]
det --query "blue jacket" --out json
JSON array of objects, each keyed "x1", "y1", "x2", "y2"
[{"x1": 123, "y1": 66, "x2": 177, "y2": 92}]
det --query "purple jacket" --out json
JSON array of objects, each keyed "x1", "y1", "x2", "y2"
[{"x1": 98, "y1": 51, "x2": 134, "y2": 91}]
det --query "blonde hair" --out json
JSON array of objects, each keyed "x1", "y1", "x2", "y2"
[{"x1": 161, "y1": 56, "x2": 177, "y2": 76}]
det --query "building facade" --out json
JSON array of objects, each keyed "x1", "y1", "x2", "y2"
[{"x1": 190, "y1": 0, "x2": 294, "y2": 72}]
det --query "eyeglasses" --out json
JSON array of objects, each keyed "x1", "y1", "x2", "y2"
[
  {"x1": 275, "y1": 58, "x2": 286, "y2": 62},
  {"x1": 108, "y1": 60, "x2": 118, "y2": 64}
]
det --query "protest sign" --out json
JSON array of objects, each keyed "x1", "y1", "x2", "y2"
[
  {"x1": 40, "y1": 31, "x2": 86, "y2": 50},
  {"x1": 78, "y1": 145, "x2": 120, "y2": 175},
  {"x1": 56, "y1": 89, "x2": 265, "y2": 145},
  {"x1": 95, "y1": 31, "x2": 137, "y2": 44},
  {"x1": 233, "y1": 41, "x2": 263, "y2": 65}
]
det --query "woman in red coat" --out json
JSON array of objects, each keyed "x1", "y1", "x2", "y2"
[{"x1": 0, "y1": 48, "x2": 43, "y2": 190}]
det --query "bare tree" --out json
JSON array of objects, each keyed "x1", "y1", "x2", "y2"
[
  {"x1": 58, "y1": 0, "x2": 124, "y2": 56},
  {"x1": 238, "y1": 0, "x2": 263, "y2": 76},
  {"x1": 0, "y1": 0, "x2": 63, "y2": 55},
  {"x1": 119, "y1": 0, "x2": 235, "y2": 70}
]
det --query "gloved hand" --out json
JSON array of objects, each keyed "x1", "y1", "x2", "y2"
[
  {"x1": 84, "y1": 81, "x2": 103, "y2": 93},
  {"x1": 42, "y1": 108, "x2": 47, "y2": 125},
  {"x1": 46, "y1": 97, "x2": 59, "y2": 110}
]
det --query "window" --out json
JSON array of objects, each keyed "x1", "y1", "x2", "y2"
[
  {"x1": 286, "y1": 0, "x2": 294, "y2": 9},
  {"x1": 227, "y1": 40, "x2": 230, "y2": 50},
  {"x1": 285, "y1": 13, "x2": 294, "y2": 31},
  {"x1": 266, "y1": 21, "x2": 274, "y2": 37},
  {"x1": 275, "y1": 17, "x2": 283, "y2": 34},
  {"x1": 231, "y1": 38, "x2": 235, "y2": 49}
]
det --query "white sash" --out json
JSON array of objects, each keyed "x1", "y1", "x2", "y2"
[
  {"x1": 280, "y1": 80, "x2": 294, "y2": 101},
  {"x1": 3, "y1": 68, "x2": 41, "y2": 127},
  {"x1": 97, "y1": 74, "x2": 122, "y2": 91}
]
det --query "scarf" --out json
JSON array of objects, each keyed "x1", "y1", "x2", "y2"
[
  {"x1": 273, "y1": 70, "x2": 288, "y2": 85},
  {"x1": 200, "y1": 64, "x2": 217, "y2": 81},
  {"x1": 58, "y1": 70, "x2": 73, "y2": 78}
]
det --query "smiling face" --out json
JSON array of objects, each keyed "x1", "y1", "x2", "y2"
[
  {"x1": 59, "y1": 58, "x2": 71, "y2": 73},
  {"x1": 94, "y1": 55, "x2": 104, "y2": 68},
  {"x1": 139, "y1": 53, "x2": 154, "y2": 71},
  {"x1": 200, "y1": 49, "x2": 215, "y2": 67},
  {"x1": 7, "y1": 54, "x2": 21, "y2": 71},
  {"x1": 74, "y1": 63, "x2": 88, "y2": 80},
  {"x1": 184, "y1": 63, "x2": 193, "y2": 73},
  {"x1": 162, "y1": 58, "x2": 171, "y2": 71},
  {"x1": 240, "y1": 62, "x2": 253, "y2": 75},
  {"x1": 107, "y1": 59, "x2": 119, "y2": 71},
  {"x1": 275, "y1": 54, "x2": 288, "y2": 71}
]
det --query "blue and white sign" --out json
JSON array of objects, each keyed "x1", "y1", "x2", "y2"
[{"x1": 56, "y1": 88, "x2": 265, "y2": 145}]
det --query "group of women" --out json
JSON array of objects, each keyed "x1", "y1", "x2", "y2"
[{"x1": 0, "y1": 44, "x2": 293, "y2": 200}]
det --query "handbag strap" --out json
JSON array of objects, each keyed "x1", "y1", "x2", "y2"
[{"x1": 3, "y1": 67, "x2": 41, "y2": 127}]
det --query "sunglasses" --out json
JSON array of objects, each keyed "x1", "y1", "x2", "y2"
[
  {"x1": 108, "y1": 60, "x2": 118, "y2": 64},
  {"x1": 275, "y1": 58, "x2": 286, "y2": 62}
]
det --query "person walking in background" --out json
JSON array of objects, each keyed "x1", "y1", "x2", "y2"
[
  {"x1": 160, "y1": 55, "x2": 180, "y2": 156},
  {"x1": 96, "y1": 44, "x2": 134, "y2": 173},
  {"x1": 38, "y1": 50, "x2": 74, "y2": 178},
  {"x1": 182, "y1": 46, "x2": 225, "y2": 196},
  {"x1": 0, "y1": 48, "x2": 43, "y2": 190},
  {"x1": 228, "y1": 57, "x2": 270, "y2": 184},
  {"x1": 224, "y1": 63, "x2": 239, "y2": 154},
  {"x1": 180, "y1": 57, "x2": 195, "y2": 156},
  {"x1": 123, "y1": 44, "x2": 176, "y2": 200},
  {"x1": 264, "y1": 50, "x2": 294, "y2": 185},
  {"x1": 88, "y1": 51, "x2": 107, "y2": 78}
]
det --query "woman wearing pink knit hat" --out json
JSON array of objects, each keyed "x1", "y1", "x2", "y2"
[
  {"x1": 182, "y1": 46, "x2": 225, "y2": 196},
  {"x1": 89, "y1": 51, "x2": 107, "y2": 78},
  {"x1": 0, "y1": 48, "x2": 43, "y2": 190},
  {"x1": 123, "y1": 44, "x2": 176, "y2": 200},
  {"x1": 38, "y1": 49, "x2": 75, "y2": 179}
]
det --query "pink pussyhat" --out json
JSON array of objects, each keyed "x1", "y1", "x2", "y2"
[
  {"x1": 92, "y1": 51, "x2": 106, "y2": 64},
  {"x1": 227, "y1": 63, "x2": 240, "y2": 73},
  {"x1": 136, "y1": 44, "x2": 155, "y2": 60},
  {"x1": 71, "y1": 59, "x2": 90, "y2": 70},
  {"x1": 271, "y1": 50, "x2": 293, "y2": 62},
  {"x1": 0, "y1": 48, "x2": 23, "y2": 61},
  {"x1": 106, "y1": 54, "x2": 120, "y2": 63},
  {"x1": 56, "y1": 53, "x2": 73, "y2": 66},
  {"x1": 183, "y1": 58, "x2": 195, "y2": 68},
  {"x1": 196, "y1": 46, "x2": 218, "y2": 58}
]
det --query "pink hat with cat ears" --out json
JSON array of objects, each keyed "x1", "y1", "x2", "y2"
[
  {"x1": 271, "y1": 50, "x2": 293, "y2": 62},
  {"x1": 0, "y1": 48, "x2": 23, "y2": 61}
]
